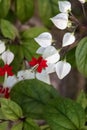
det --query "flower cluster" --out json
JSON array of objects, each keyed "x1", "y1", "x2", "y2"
[
  {"x1": 0, "y1": 40, "x2": 14, "y2": 98},
  {"x1": 1, "y1": 0, "x2": 87, "y2": 96}
]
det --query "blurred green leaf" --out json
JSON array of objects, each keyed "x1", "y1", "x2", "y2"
[
  {"x1": 0, "y1": 98, "x2": 23, "y2": 121},
  {"x1": 44, "y1": 98, "x2": 85, "y2": 130},
  {"x1": 0, "y1": 108, "x2": 8, "y2": 130},
  {"x1": 15, "y1": 0, "x2": 34, "y2": 22},
  {"x1": 76, "y1": 37, "x2": 87, "y2": 76},
  {"x1": 9, "y1": 44, "x2": 24, "y2": 73},
  {"x1": 66, "y1": 47, "x2": 76, "y2": 67},
  {"x1": 0, "y1": 0, "x2": 10, "y2": 18},
  {"x1": 23, "y1": 118, "x2": 40, "y2": 130},
  {"x1": 0, "y1": 19, "x2": 19, "y2": 40},
  {"x1": 10, "y1": 79, "x2": 59, "y2": 119},
  {"x1": 21, "y1": 27, "x2": 48, "y2": 39},
  {"x1": 11, "y1": 122, "x2": 23, "y2": 130},
  {"x1": 38, "y1": 0, "x2": 58, "y2": 27},
  {"x1": 76, "y1": 90, "x2": 87, "y2": 109}
]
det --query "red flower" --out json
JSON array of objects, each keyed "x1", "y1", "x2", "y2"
[
  {"x1": 0, "y1": 64, "x2": 14, "y2": 76},
  {"x1": 29, "y1": 56, "x2": 48, "y2": 73},
  {"x1": 0, "y1": 86, "x2": 10, "y2": 99}
]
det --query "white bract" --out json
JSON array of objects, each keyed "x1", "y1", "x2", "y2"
[
  {"x1": 3, "y1": 76, "x2": 18, "y2": 88},
  {"x1": 58, "y1": 1, "x2": 71, "y2": 13},
  {"x1": 0, "y1": 40, "x2": 6, "y2": 54},
  {"x1": 17, "y1": 69, "x2": 51, "y2": 85},
  {"x1": 1, "y1": 50, "x2": 14, "y2": 65},
  {"x1": 17, "y1": 70, "x2": 35, "y2": 81},
  {"x1": 78, "y1": 0, "x2": 86, "y2": 3},
  {"x1": 43, "y1": 46, "x2": 60, "y2": 64},
  {"x1": 34, "y1": 32, "x2": 52, "y2": 48},
  {"x1": 50, "y1": 13, "x2": 68, "y2": 30},
  {"x1": 55, "y1": 61, "x2": 71, "y2": 79},
  {"x1": 36, "y1": 70, "x2": 51, "y2": 85},
  {"x1": 62, "y1": 32, "x2": 75, "y2": 47}
]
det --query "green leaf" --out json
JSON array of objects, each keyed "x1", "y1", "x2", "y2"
[
  {"x1": 10, "y1": 79, "x2": 59, "y2": 119},
  {"x1": 21, "y1": 27, "x2": 48, "y2": 39},
  {"x1": 21, "y1": 27, "x2": 48, "y2": 60},
  {"x1": 0, "y1": 0, "x2": 10, "y2": 18},
  {"x1": 11, "y1": 122, "x2": 23, "y2": 130},
  {"x1": 23, "y1": 118, "x2": 40, "y2": 130},
  {"x1": 0, "y1": 107, "x2": 8, "y2": 130},
  {"x1": 38, "y1": 0, "x2": 59, "y2": 27},
  {"x1": 76, "y1": 90, "x2": 87, "y2": 109},
  {"x1": 0, "y1": 19, "x2": 19, "y2": 40},
  {"x1": 0, "y1": 99, "x2": 23, "y2": 121},
  {"x1": 76, "y1": 37, "x2": 87, "y2": 76},
  {"x1": 15, "y1": 0, "x2": 34, "y2": 22},
  {"x1": 66, "y1": 47, "x2": 76, "y2": 67},
  {"x1": 9, "y1": 44, "x2": 24, "y2": 73},
  {"x1": 44, "y1": 98, "x2": 85, "y2": 130}
]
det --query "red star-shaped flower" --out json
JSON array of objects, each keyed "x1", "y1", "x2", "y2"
[
  {"x1": 29, "y1": 56, "x2": 48, "y2": 73},
  {"x1": 0, "y1": 64, "x2": 14, "y2": 76}
]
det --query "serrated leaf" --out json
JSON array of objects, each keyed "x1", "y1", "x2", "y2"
[
  {"x1": 23, "y1": 118, "x2": 40, "y2": 130},
  {"x1": 0, "y1": 0, "x2": 10, "y2": 18},
  {"x1": 0, "y1": 19, "x2": 19, "y2": 40},
  {"x1": 38, "y1": 0, "x2": 59, "y2": 27},
  {"x1": 44, "y1": 98, "x2": 85, "y2": 130},
  {"x1": 15, "y1": 0, "x2": 34, "y2": 22},
  {"x1": 76, "y1": 37, "x2": 87, "y2": 76},
  {"x1": 11, "y1": 122, "x2": 23, "y2": 130},
  {"x1": 10, "y1": 79, "x2": 59, "y2": 119},
  {"x1": 0, "y1": 99, "x2": 23, "y2": 121}
]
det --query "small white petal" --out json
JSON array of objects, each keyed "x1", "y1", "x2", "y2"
[
  {"x1": 55, "y1": 61, "x2": 71, "y2": 79},
  {"x1": 78, "y1": 0, "x2": 86, "y2": 3},
  {"x1": 36, "y1": 70, "x2": 51, "y2": 84},
  {"x1": 0, "y1": 41, "x2": 6, "y2": 54},
  {"x1": 17, "y1": 70, "x2": 25, "y2": 81},
  {"x1": 58, "y1": 1, "x2": 71, "y2": 13},
  {"x1": 1, "y1": 50, "x2": 14, "y2": 65},
  {"x1": 36, "y1": 47, "x2": 45, "y2": 54},
  {"x1": 34, "y1": 32, "x2": 52, "y2": 47},
  {"x1": 51, "y1": 13, "x2": 68, "y2": 30},
  {"x1": 46, "y1": 63, "x2": 55, "y2": 74},
  {"x1": 62, "y1": 32, "x2": 75, "y2": 47},
  {"x1": 23, "y1": 70, "x2": 35, "y2": 79},
  {"x1": 43, "y1": 46, "x2": 60, "y2": 64},
  {"x1": 17, "y1": 70, "x2": 35, "y2": 81},
  {"x1": 3, "y1": 76, "x2": 18, "y2": 88}
]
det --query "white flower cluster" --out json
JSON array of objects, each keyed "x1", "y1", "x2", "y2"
[{"x1": 3, "y1": 0, "x2": 80, "y2": 87}]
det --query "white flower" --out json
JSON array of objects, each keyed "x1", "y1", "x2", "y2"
[
  {"x1": 43, "y1": 46, "x2": 60, "y2": 64},
  {"x1": 50, "y1": 13, "x2": 68, "y2": 30},
  {"x1": 55, "y1": 61, "x2": 71, "y2": 79},
  {"x1": 78, "y1": 0, "x2": 86, "y2": 3},
  {"x1": 36, "y1": 70, "x2": 51, "y2": 85},
  {"x1": 3, "y1": 76, "x2": 18, "y2": 88},
  {"x1": 17, "y1": 70, "x2": 35, "y2": 81},
  {"x1": 58, "y1": 1, "x2": 71, "y2": 13},
  {"x1": 17, "y1": 69, "x2": 51, "y2": 85},
  {"x1": 62, "y1": 32, "x2": 75, "y2": 47},
  {"x1": 1, "y1": 50, "x2": 14, "y2": 65},
  {"x1": 34, "y1": 32, "x2": 52, "y2": 48},
  {"x1": 0, "y1": 40, "x2": 6, "y2": 54}
]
